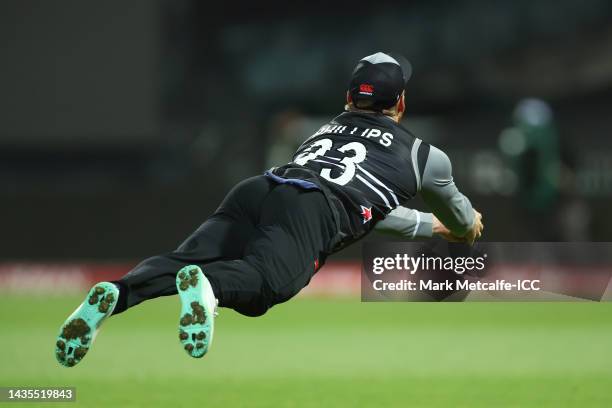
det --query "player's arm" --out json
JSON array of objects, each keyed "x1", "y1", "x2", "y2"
[
  {"x1": 375, "y1": 206, "x2": 462, "y2": 241},
  {"x1": 419, "y1": 145, "x2": 483, "y2": 243},
  {"x1": 375, "y1": 207, "x2": 432, "y2": 239}
]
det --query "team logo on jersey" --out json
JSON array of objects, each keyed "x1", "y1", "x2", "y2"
[
  {"x1": 359, "y1": 84, "x2": 374, "y2": 95},
  {"x1": 360, "y1": 205, "x2": 373, "y2": 224}
]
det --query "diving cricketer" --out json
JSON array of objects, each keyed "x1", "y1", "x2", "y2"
[{"x1": 55, "y1": 52, "x2": 484, "y2": 367}]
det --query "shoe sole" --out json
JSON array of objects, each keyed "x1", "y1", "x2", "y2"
[
  {"x1": 176, "y1": 266, "x2": 214, "y2": 358},
  {"x1": 55, "y1": 282, "x2": 119, "y2": 367}
]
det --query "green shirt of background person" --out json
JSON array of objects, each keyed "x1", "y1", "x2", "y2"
[{"x1": 499, "y1": 98, "x2": 561, "y2": 213}]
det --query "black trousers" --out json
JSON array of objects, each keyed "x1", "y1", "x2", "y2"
[{"x1": 112, "y1": 175, "x2": 337, "y2": 317}]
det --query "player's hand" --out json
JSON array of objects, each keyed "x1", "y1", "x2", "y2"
[
  {"x1": 432, "y1": 215, "x2": 468, "y2": 243},
  {"x1": 463, "y1": 209, "x2": 484, "y2": 245}
]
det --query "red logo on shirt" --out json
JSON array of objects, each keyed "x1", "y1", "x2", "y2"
[
  {"x1": 359, "y1": 84, "x2": 374, "y2": 95},
  {"x1": 361, "y1": 206, "x2": 372, "y2": 223}
]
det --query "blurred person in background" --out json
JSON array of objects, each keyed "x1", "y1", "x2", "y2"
[
  {"x1": 499, "y1": 98, "x2": 561, "y2": 213},
  {"x1": 498, "y1": 98, "x2": 591, "y2": 240},
  {"x1": 54, "y1": 52, "x2": 483, "y2": 367}
]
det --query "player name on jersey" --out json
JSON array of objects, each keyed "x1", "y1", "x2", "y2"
[{"x1": 310, "y1": 123, "x2": 394, "y2": 147}]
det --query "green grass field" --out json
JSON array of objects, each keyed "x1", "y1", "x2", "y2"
[{"x1": 1, "y1": 294, "x2": 611, "y2": 407}]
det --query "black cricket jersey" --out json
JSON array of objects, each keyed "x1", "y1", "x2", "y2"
[{"x1": 270, "y1": 111, "x2": 430, "y2": 252}]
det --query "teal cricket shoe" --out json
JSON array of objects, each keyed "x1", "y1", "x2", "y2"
[
  {"x1": 55, "y1": 282, "x2": 119, "y2": 367},
  {"x1": 176, "y1": 265, "x2": 217, "y2": 358}
]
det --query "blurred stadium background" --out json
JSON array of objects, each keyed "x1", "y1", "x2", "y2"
[{"x1": 1, "y1": 1, "x2": 612, "y2": 407}]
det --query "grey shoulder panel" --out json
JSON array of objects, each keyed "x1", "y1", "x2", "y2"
[
  {"x1": 422, "y1": 145, "x2": 453, "y2": 185},
  {"x1": 410, "y1": 138, "x2": 432, "y2": 191},
  {"x1": 410, "y1": 138, "x2": 423, "y2": 190}
]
